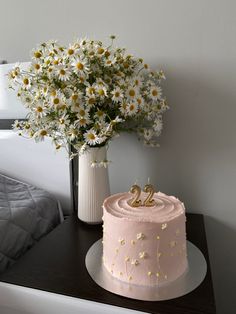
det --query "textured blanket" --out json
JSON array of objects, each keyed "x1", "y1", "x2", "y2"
[{"x1": 0, "y1": 173, "x2": 61, "y2": 273}]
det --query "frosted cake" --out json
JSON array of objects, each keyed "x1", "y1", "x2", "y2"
[{"x1": 102, "y1": 190, "x2": 188, "y2": 286}]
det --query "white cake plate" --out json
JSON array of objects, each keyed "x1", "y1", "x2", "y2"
[{"x1": 85, "y1": 239, "x2": 207, "y2": 301}]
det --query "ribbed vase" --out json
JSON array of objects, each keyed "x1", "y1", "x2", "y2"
[{"x1": 78, "y1": 146, "x2": 110, "y2": 224}]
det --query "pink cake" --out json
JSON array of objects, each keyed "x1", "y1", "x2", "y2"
[{"x1": 102, "y1": 191, "x2": 188, "y2": 286}]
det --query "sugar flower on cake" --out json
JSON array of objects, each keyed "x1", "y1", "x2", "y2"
[{"x1": 8, "y1": 35, "x2": 169, "y2": 158}]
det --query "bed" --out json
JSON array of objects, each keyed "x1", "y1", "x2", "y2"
[{"x1": 0, "y1": 173, "x2": 63, "y2": 273}]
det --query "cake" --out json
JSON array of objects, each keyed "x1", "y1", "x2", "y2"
[{"x1": 102, "y1": 189, "x2": 188, "y2": 286}]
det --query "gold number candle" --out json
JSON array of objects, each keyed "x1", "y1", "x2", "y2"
[
  {"x1": 128, "y1": 184, "x2": 142, "y2": 207},
  {"x1": 143, "y1": 184, "x2": 155, "y2": 207}
]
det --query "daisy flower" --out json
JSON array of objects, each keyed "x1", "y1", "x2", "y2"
[
  {"x1": 31, "y1": 49, "x2": 43, "y2": 60},
  {"x1": 35, "y1": 129, "x2": 48, "y2": 141},
  {"x1": 149, "y1": 86, "x2": 162, "y2": 100},
  {"x1": 58, "y1": 114, "x2": 70, "y2": 128},
  {"x1": 67, "y1": 126, "x2": 79, "y2": 141},
  {"x1": 95, "y1": 110, "x2": 106, "y2": 121},
  {"x1": 84, "y1": 129, "x2": 99, "y2": 146},
  {"x1": 85, "y1": 96, "x2": 96, "y2": 106},
  {"x1": 86, "y1": 84, "x2": 96, "y2": 97},
  {"x1": 126, "y1": 102, "x2": 138, "y2": 116},
  {"x1": 111, "y1": 87, "x2": 124, "y2": 103},
  {"x1": 72, "y1": 58, "x2": 89, "y2": 75},
  {"x1": 76, "y1": 117, "x2": 90, "y2": 128},
  {"x1": 21, "y1": 77, "x2": 31, "y2": 90},
  {"x1": 51, "y1": 95, "x2": 62, "y2": 107},
  {"x1": 96, "y1": 86, "x2": 107, "y2": 99},
  {"x1": 34, "y1": 103, "x2": 48, "y2": 117},
  {"x1": 66, "y1": 44, "x2": 79, "y2": 57},
  {"x1": 132, "y1": 76, "x2": 142, "y2": 87},
  {"x1": 32, "y1": 62, "x2": 42, "y2": 73},
  {"x1": 96, "y1": 46, "x2": 106, "y2": 57},
  {"x1": 57, "y1": 65, "x2": 71, "y2": 81},
  {"x1": 77, "y1": 107, "x2": 90, "y2": 120},
  {"x1": 136, "y1": 96, "x2": 144, "y2": 108},
  {"x1": 126, "y1": 86, "x2": 139, "y2": 100}
]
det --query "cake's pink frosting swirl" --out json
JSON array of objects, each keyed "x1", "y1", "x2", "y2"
[{"x1": 103, "y1": 192, "x2": 185, "y2": 222}]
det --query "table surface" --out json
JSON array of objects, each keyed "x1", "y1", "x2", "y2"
[{"x1": 0, "y1": 213, "x2": 216, "y2": 314}]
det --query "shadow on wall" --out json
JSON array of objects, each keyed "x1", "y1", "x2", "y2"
[{"x1": 204, "y1": 216, "x2": 236, "y2": 314}]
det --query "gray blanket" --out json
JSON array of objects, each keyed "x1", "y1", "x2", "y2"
[{"x1": 0, "y1": 173, "x2": 61, "y2": 273}]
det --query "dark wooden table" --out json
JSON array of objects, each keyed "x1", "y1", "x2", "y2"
[{"x1": 0, "y1": 213, "x2": 216, "y2": 314}]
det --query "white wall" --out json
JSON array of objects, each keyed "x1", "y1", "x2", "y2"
[{"x1": 0, "y1": 0, "x2": 236, "y2": 313}]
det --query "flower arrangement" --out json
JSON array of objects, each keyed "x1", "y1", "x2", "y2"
[{"x1": 8, "y1": 36, "x2": 168, "y2": 158}]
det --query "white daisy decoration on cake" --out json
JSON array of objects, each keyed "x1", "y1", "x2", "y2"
[
  {"x1": 137, "y1": 233, "x2": 145, "y2": 240},
  {"x1": 139, "y1": 251, "x2": 147, "y2": 259}
]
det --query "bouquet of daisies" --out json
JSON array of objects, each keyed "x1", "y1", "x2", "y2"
[{"x1": 8, "y1": 36, "x2": 168, "y2": 158}]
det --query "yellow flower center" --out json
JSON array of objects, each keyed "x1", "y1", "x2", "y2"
[
  {"x1": 40, "y1": 130, "x2": 47, "y2": 136},
  {"x1": 76, "y1": 62, "x2": 84, "y2": 70},
  {"x1": 36, "y1": 106, "x2": 43, "y2": 112},
  {"x1": 88, "y1": 133, "x2": 96, "y2": 140},
  {"x1": 68, "y1": 49, "x2": 74, "y2": 55},
  {"x1": 53, "y1": 98, "x2": 60, "y2": 105},
  {"x1": 88, "y1": 87, "x2": 95, "y2": 94},
  {"x1": 48, "y1": 68, "x2": 53, "y2": 72},
  {"x1": 130, "y1": 104, "x2": 135, "y2": 111},
  {"x1": 137, "y1": 98, "x2": 142, "y2": 104},
  {"x1": 105, "y1": 51, "x2": 110, "y2": 58},
  {"x1": 72, "y1": 94, "x2": 78, "y2": 101},
  {"x1": 34, "y1": 64, "x2": 40, "y2": 70},
  {"x1": 97, "y1": 47, "x2": 104, "y2": 54},
  {"x1": 54, "y1": 60, "x2": 59, "y2": 65},
  {"x1": 144, "y1": 63, "x2": 149, "y2": 69},
  {"x1": 23, "y1": 78, "x2": 29, "y2": 85},
  {"x1": 79, "y1": 109, "x2": 85, "y2": 116},
  {"x1": 97, "y1": 110, "x2": 103, "y2": 117},
  {"x1": 88, "y1": 98, "x2": 95, "y2": 105},
  {"x1": 60, "y1": 104, "x2": 67, "y2": 110},
  {"x1": 115, "y1": 92, "x2": 120, "y2": 97},
  {"x1": 80, "y1": 118, "x2": 86, "y2": 125},
  {"x1": 123, "y1": 62, "x2": 129, "y2": 69},
  {"x1": 152, "y1": 89, "x2": 158, "y2": 96},
  {"x1": 34, "y1": 51, "x2": 42, "y2": 58},
  {"x1": 129, "y1": 89, "x2": 135, "y2": 97},
  {"x1": 59, "y1": 119, "x2": 65, "y2": 124},
  {"x1": 98, "y1": 89, "x2": 105, "y2": 96},
  {"x1": 60, "y1": 69, "x2": 66, "y2": 75}
]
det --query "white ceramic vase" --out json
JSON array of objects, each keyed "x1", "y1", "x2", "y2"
[{"x1": 78, "y1": 146, "x2": 110, "y2": 224}]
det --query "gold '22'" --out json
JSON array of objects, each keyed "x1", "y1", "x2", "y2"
[{"x1": 128, "y1": 184, "x2": 155, "y2": 207}]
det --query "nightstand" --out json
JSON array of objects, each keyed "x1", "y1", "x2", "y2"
[{"x1": 0, "y1": 214, "x2": 216, "y2": 314}]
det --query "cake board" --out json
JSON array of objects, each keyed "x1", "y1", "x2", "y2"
[{"x1": 85, "y1": 239, "x2": 207, "y2": 301}]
